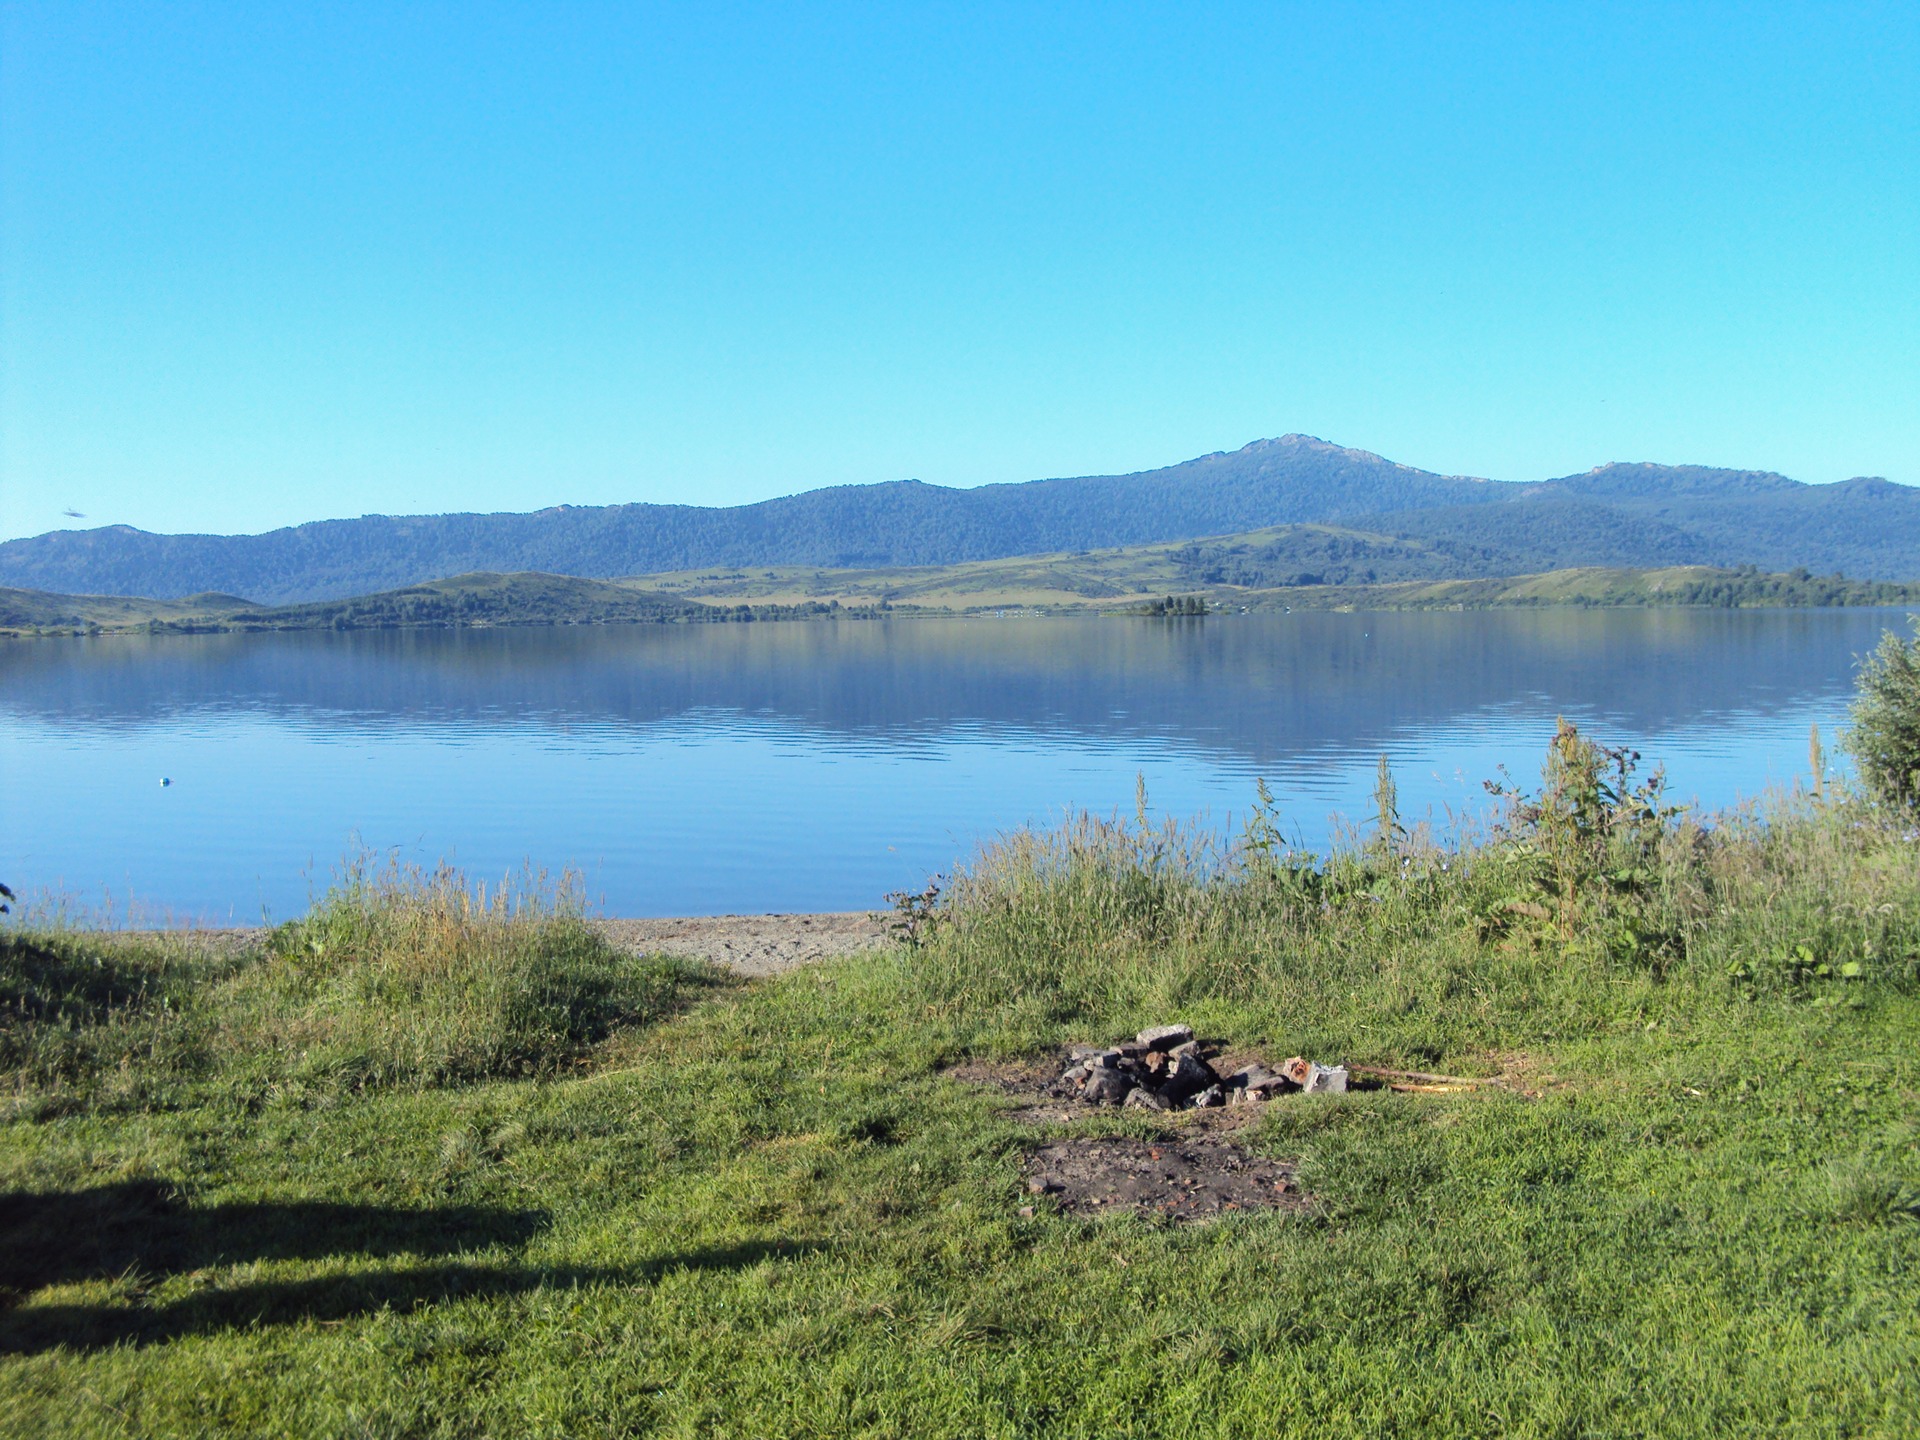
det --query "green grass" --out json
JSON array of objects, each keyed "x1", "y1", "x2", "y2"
[{"x1": 3, "y1": 762, "x2": 1919, "y2": 1436}]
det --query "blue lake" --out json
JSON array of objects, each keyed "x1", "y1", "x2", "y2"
[{"x1": 0, "y1": 609, "x2": 1907, "y2": 923}]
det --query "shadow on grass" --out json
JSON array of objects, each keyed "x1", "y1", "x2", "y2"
[
  {"x1": 0, "y1": 1180, "x2": 552, "y2": 1295},
  {"x1": 0, "y1": 936, "x2": 174, "y2": 1026},
  {"x1": 0, "y1": 1181, "x2": 824, "y2": 1354}
]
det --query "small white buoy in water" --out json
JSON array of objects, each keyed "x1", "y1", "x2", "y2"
[{"x1": 161, "y1": 777, "x2": 172, "y2": 787}]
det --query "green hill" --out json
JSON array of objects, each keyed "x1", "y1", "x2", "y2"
[
  {"x1": 6, "y1": 551, "x2": 1913, "y2": 640},
  {"x1": 0, "y1": 586, "x2": 262, "y2": 634},
  {"x1": 0, "y1": 573, "x2": 722, "y2": 636},
  {"x1": 629, "y1": 541, "x2": 1918, "y2": 614},
  {"x1": 231, "y1": 572, "x2": 721, "y2": 630}
]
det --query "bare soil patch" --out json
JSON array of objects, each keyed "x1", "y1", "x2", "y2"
[
  {"x1": 951, "y1": 1031, "x2": 1334, "y2": 1222},
  {"x1": 1023, "y1": 1137, "x2": 1302, "y2": 1220},
  {"x1": 942, "y1": 1057, "x2": 1057, "y2": 1096}
]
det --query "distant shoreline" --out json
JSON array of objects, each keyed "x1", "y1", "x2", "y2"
[{"x1": 4, "y1": 561, "x2": 1917, "y2": 638}]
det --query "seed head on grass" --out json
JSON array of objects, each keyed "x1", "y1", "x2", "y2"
[
  {"x1": 1, "y1": 851, "x2": 718, "y2": 1114},
  {"x1": 250, "y1": 852, "x2": 694, "y2": 1092}
]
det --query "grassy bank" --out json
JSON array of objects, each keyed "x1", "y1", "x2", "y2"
[{"x1": 3, "y1": 742, "x2": 1918, "y2": 1436}]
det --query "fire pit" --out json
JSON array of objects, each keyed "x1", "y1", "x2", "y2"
[{"x1": 1053, "y1": 1024, "x2": 1348, "y2": 1111}]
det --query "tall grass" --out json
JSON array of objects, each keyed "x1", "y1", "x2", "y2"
[
  {"x1": 0, "y1": 854, "x2": 720, "y2": 1118},
  {"x1": 236, "y1": 853, "x2": 694, "y2": 1096},
  {"x1": 909, "y1": 728, "x2": 1920, "y2": 1062}
]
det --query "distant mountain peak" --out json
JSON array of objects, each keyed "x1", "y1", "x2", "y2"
[
  {"x1": 1248, "y1": 433, "x2": 1360, "y2": 455},
  {"x1": 1552, "y1": 461, "x2": 1801, "y2": 500},
  {"x1": 1830, "y1": 475, "x2": 1907, "y2": 495},
  {"x1": 2, "y1": 437, "x2": 1912, "y2": 601},
  {"x1": 1230, "y1": 433, "x2": 1408, "y2": 469},
  {"x1": 1246, "y1": 433, "x2": 1330, "y2": 449}
]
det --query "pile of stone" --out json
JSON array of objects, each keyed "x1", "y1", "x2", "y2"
[{"x1": 1055, "y1": 1024, "x2": 1349, "y2": 1111}]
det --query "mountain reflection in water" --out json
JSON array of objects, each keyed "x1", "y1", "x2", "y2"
[{"x1": 0, "y1": 610, "x2": 1905, "y2": 920}]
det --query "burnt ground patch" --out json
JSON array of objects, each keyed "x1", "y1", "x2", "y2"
[
  {"x1": 1023, "y1": 1136, "x2": 1304, "y2": 1221},
  {"x1": 947, "y1": 1050, "x2": 1319, "y2": 1223}
]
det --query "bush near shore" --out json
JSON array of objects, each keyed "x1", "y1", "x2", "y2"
[{"x1": 2, "y1": 735, "x2": 1918, "y2": 1436}]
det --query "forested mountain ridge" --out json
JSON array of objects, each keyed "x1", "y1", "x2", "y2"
[{"x1": 2, "y1": 435, "x2": 1912, "y2": 603}]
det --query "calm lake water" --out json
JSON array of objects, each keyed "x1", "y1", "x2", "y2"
[{"x1": 0, "y1": 609, "x2": 1908, "y2": 922}]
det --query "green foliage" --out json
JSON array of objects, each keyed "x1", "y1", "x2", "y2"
[
  {"x1": 1171, "y1": 525, "x2": 1439, "y2": 588},
  {"x1": 1478, "y1": 719, "x2": 1686, "y2": 957},
  {"x1": 1658, "y1": 566, "x2": 1919, "y2": 608},
  {"x1": 0, "y1": 574, "x2": 905, "y2": 637},
  {"x1": 1137, "y1": 593, "x2": 1209, "y2": 616},
  {"x1": 906, "y1": 725, "x2": 1920, "y2": 1056},
  {"x1": 5, "y1": 753, "x2": 1920, "y2": 1434},
  {"x1": 1846, "y1": 618, "x2": 1920, "y2": 809},
  {"x1": 224, "y1": 573, "x2": 717, "y2": 631}
]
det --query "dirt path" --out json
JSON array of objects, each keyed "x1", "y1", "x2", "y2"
[{"x1": 98, "y1": 912, "x2": 895, "y2": 978}]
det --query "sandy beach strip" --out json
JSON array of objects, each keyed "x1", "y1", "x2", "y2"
[
  {"x1": 81, "y1": 911, "x2": 896, "y2": 978},
  {"x1": 589, "y1": 911, "x2": 893, "y2": 976}
]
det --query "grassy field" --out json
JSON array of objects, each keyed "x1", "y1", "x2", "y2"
[
  {"x1": 626, "y1": 550, "x2": 1920, "y2": 614},
  {"x1": 1258, "y1": 565, "x2": 1920, "y2": 612},
  {"x1": 0, "y1": 573, "x2": 723, "y2": 636},
  {"x1": 3, "y1": 739, "x2": 1918, "y2": 1436}
]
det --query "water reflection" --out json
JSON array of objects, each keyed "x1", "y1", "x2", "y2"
[{"x1": 0, "y1": 610, "x2": 1905, "y2": 920}]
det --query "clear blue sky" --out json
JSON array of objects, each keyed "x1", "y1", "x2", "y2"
[{"x1": 2, "y1": 2, "x2": 1915, "y2": 542}]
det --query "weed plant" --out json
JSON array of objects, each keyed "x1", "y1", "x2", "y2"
[{"x1": 906, "y1": 723, "x2": 1920, "y2": 1059}]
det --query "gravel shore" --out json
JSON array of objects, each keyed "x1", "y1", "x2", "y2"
[
  {"x1": 95, "y1": 912, "x2": 895, "y2": 977},
  {"x1": 588, "y1": 911, "x2": 893, "y2": 976}
]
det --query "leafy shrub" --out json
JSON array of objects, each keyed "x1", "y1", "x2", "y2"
[
  {"x1": 1475, "y1": 719, "x2": 1693, "y2": 963},
  {"x1": 1846, "y1": 619, "x2": 1920, "y2": 809}
]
